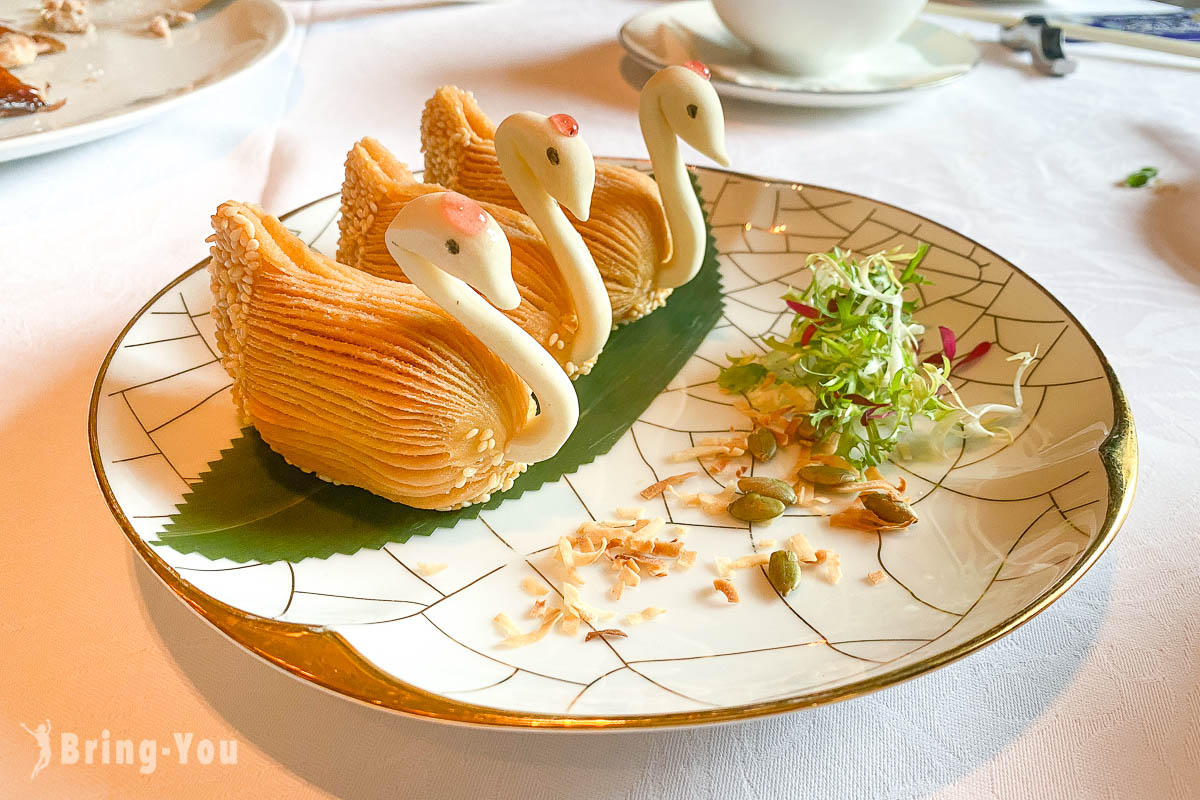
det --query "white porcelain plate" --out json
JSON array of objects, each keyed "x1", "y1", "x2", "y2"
[
  {"x1": 90, "y1": 162, "x2": 1135, "y2": 729},
  {"x1": 619, "y1": 2, "x2": 979, "y2": 108},
  {"x1": 0, "y1": 0, "x2": 291, "y2": 162}
]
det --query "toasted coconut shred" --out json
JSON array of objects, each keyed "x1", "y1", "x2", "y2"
[
  {"x1": 829, "y1": 479, "x2": 906, "y2": 495},
  {"x1": 562, "y1": 583, "x2": 615, "y2": 623},
  {"x1": 640, "y1": 472, "x2": 697, "y2": 500},
  {"x1": 521, "y1": 576, "x2": 550, "y2": 596},
  {"x1": 416, "y1": 562, "x2": 447, "y2": 576},
  {"x1": 815, "y1": 550, "x2": 842, "y2": 585},
  {"x1": 493, "y1": 612, "x2": 522, "y2": 638},
  {"x1": 624, "y1": 607, "x2": 666, "y2": 626},
  {"x1": 652, "y1": 539, "x2": 685, "y2": 558},
  {"x1": 732, "y1": 553, "x2": 770, "y2": 570},
  {"x1": 668, "y1": 444, "x2": 734, "y2": 463},
  {"x1": 573, "y1": 544, "x2": 607, "y2": 566},
  {"x1": 497, "y1": 610, "x2": 563, "y2": 648},
  {"x1": 556, "y1": 536, "x2": 575, "y2": 568},
  {"x1": 788, "y1": 532, "x2": 818, "y2": 563},
  {"x1": 634, "y1": 517, "x2": 667, "y2": 540},
  {"x1": 669, "y1": 484, "x2": 738, "y2": 517},
  {"x1": 713, "y1": 578, "x2": 740, "y2": 603},
  {"x1": 586, "y1": 629, "x2": 628, "y2": 641}
]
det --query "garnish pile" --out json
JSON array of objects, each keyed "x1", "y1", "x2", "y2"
[{"x1": 718, "y1": 245, "x2": 1030, "y2": 472}]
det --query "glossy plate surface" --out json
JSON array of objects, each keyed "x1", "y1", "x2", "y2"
[
  {"x1": 0, "y1": 0, "x2": 291, "y2": 162},
  {"x1": 90, "y1": 162, "x2": 1135, "y2": 729}
]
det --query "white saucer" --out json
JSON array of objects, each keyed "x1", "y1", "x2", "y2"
[{"x1": 619, "y1": 1, "x2": 979, "y2": 108}]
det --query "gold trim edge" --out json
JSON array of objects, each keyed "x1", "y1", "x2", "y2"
[{"x1": 87, "y1": 165, "x2": 1138, "y2": 730}]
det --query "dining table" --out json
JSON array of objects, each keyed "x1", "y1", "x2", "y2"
[{"x1": 1, "y1": 0, "x2": 1197, "y2": 797}]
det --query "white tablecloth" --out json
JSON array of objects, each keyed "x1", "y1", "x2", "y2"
[{"x1": 2, "y1": 1, "x2": 1198, "y2": 798}]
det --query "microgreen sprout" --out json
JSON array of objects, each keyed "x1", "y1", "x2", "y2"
[{"x1": 717, "y1": 246, "x2": 1036, "y2": 469}]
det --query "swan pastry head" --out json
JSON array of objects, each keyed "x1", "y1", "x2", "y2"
[
  {"x1": 386, "y1": 191, "x2": 520, "y2": 310},
  {"x1": 495, "y1": 111, "x2": 596, "y2": 222},
  {"x1": 649, "y1": 62, "x2": 730, "y2": 168}
]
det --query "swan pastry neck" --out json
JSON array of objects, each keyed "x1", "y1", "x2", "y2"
[
  {"x1": 639, "y1": 65, "x2": 727, "y2": 290},
  {"x1": 495, "y1": 115, "x2": 611, "y2": 366},
  {"x1": 639, "y1": 80, "x2": 706, "y2": 289},
  {"x1": 387, "y1": 198, "x2": 578, "y2": 465}
]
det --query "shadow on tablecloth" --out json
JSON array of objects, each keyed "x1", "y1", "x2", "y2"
[
  {"x1": 132, "y1": 543, "x2": 1115, "y2": 800},
  {"x1": 1138, "y1": 125, "x2": 1200, "y2": 288}
]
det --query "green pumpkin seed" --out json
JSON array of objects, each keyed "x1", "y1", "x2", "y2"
[
  {"x1": 768, "y1": 549, "x2": 801, "y2": 596},
  {"x1": 736, "y1": 476, "x2": 796, "y2": 505},
  {"x1": 798, "y1": 465, "x2": 857, "y2": 486},
  {"x1": 747, "y1": 428, "x2": 777, "y2": 462},
  {"x1": 861, "y1": 492, "x2": 916, "y2": 525},
  {"x1": 727, "y1": 492, "x2": 785, "y2": 523}
]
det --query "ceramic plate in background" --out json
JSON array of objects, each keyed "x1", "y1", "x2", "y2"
[
  {"x1": 89, "y1": 162, "x2": 1135, "y2": 729},
  {"x1": 619, "y1": 1, "x2": 980, "y2": 108},
  {"x1": 0, "y1": 0, "x2": 291, "y2": 162}
]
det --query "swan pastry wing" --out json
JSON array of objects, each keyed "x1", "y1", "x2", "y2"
[
  {"x1": 421, "y1": 86, "x2": 674, "y2": 325},
  {"x1": 208, "y1": 200, "x2": 534, "y2": 510}
]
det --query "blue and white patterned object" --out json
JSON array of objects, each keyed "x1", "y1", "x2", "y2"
[{"x1": 1070, "y1": 12, "x2": 1200, "y2": 41}]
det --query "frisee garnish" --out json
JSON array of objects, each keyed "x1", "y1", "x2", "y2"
[{"x1": 716, "y1": 246, "x2": 1035, "y2": 470}]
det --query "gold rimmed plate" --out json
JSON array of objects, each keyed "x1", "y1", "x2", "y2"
[{"x1": 89, "y1": 162, "x2": 1136, "y2": 729}]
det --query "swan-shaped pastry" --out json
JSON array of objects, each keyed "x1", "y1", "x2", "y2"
[
  {"x1": 421, "y1": 61, "x2": 729, "y2": 325},
  {"x1": 206, "y1": 192, "x2": 578, "y2": 511},
  {"x1": 338, "y1": 113, "x2": 609, "y2": 376}
]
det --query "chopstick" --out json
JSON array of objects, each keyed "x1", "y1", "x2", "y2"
[{"x1": 925, "y1": 2, "x2": 1200, "y2": 60}]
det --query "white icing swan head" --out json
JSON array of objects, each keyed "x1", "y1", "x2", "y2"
[
  {"x1": 495, "y1": 111, "x2": 596, "y2": 222},
  {"x1": 386, "y1": 191, "x2": 518, "y2": 309},
  {"x1": 648, "y1": 62, "x2": 730, "y2": 167}
]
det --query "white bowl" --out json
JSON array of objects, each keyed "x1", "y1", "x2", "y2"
[{"x1": 711, "y1": 0, "x2": 927, "y2": 76}]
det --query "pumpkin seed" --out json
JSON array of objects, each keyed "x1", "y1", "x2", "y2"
[
  {"x1": 737, "y1": 476, "x2": 796, "y2": 505},
  {"x1": 727, "y1": 492, "x2": 785, "y2": 522},
  {"x1": 767, "y1": 549, "x2": 801, "y2": 596},
  {"x1": 861, "y1": 492, "x2": 916, "y2": 525},
  {"x1": 798, "y1": 465, "x2": 857, "y2": 486},
  {"x1": 747, "y1": 427, "x2": 777, "y2": 462}
]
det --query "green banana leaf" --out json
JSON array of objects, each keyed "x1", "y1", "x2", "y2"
[{"x1": 154, "y1": 176, "x2": 722, "y2": 563}]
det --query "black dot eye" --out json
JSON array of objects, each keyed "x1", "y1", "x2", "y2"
[
  {"x1": 687, "y1": 104, "x2": 698, "y2": 119},
  {"x1": 546, "y1": 146, "x2": 560, "y2": 166},
  {"x1": 445, "y1": 239, "x2": 460, "y2": 255}
]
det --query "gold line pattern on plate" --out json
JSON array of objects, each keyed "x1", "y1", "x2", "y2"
[{"x1": 88, "y1": 165, "x2": 1137, "y2": 729}]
